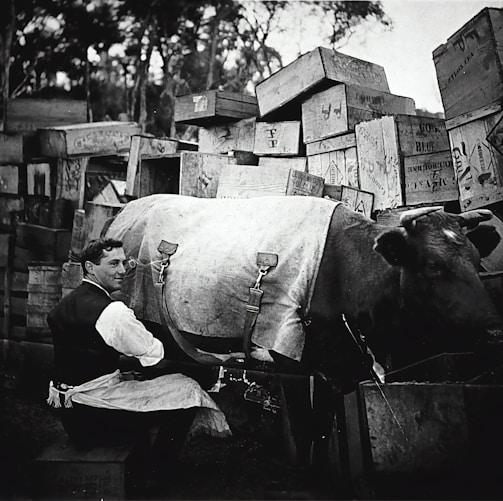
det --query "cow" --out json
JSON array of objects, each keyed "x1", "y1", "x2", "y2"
[{"x1": 104, "y1": 195, "x2": 503, "y2": 464}]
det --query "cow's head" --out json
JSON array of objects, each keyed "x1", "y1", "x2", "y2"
[{"x1": 373, "y1": 206, "x2": 503, "y2": 349}]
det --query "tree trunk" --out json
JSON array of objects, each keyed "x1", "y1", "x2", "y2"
[{"x1": 1, "y1": 0, "x2": 15, "y2": 131}]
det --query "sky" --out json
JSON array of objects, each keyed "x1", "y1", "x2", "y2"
[{"x1": 267, "y1": 0, "x2": 503, "y2": 114}]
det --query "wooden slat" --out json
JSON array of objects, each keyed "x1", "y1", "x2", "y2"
[
  {"x1": 198, "y1": 118, "x2": 256, "y2": 154},
  {"x1": 55, "y1": 157, "x2": 88, "y2": 210},
  {"x1": 305, "y1": 133, "x2": 356, "y2": 156},
  {"x1": 258, "y1": 156, "x2": 307, "y2": 172}
]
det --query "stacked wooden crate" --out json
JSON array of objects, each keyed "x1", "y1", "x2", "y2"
[
  {"x1": 433, "y1": 7, "x2": 503, "y2": 274},
  {"x1": 434, "y1": 8, "x2": 503, "y2": 213}
]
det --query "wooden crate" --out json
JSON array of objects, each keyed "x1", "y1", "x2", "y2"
[
  {"x1": 179, "y1": 151, "x2": 237, "y2": 198},
  {"x1": 306, "y1": 133, "x2": 358, "y2": 187},
  {"x1": 5, "y1": 99, "x2": 87, "y2": 133},
  {"x1": 323, "y1": 184, "x2": 374, "y2": 217},
  {"x1": 39, "y1": 121, "x2": 141, "y2": 158},
  {"x1": 0, "y1": 195, "x2": 24, "y2": 231},
  {"x1": 198, "y1": 117, "x2": 256, "y2": 154},
  {"x1": 433, "y1": 8, "x2": 503, "y2": 120},
  {"x1": 342, "y1": 353, "x2": 503, "y2": 499},
  {"x1": 302, "y1": 84, "x2": 416, "y2": 143},
  {"x1": 216, "y1": 164, "x2": 323, "y2": 198},
  {"x1": 83, "y1": 202, "x2": 124, "y2": 243},
  {"x1": 255, "y1": 47, "x2": 390, "y2": 117},
  {"x1": 131, "y1": 157, "x2": 181, "y2": 198},
  {"x1": 447, "y1": 104, "x2": 503, "y2": 210},
  {"x1": 27, "y1": 264, "x2": 62, "y2": 331},
  {"x1": 0, "y1": 133, "x2": 23, "y2": 163},
  {"x1": 54, "y1": 157, "x2": 88, "y2": 210},
  {"x1": 174, "y1": 91, "x2": 258, "y2": 126},
  {"x1": 258, "y1": 156, "x2": 307, "y2": 172},
  {"x1": 253, "y1": 121, "x2": 302, "y2": 156},
  {"x1": 32, "y1": 439, "x2": 139, "y2": 500},
  {"x1": 27, "y1": 163, "x2": 52, "y2": 197},
  {"x1": 62, "y1": 261, "x2": 83, "y2": 297},
  {"x1": 0, "y1": 165, "x2": 22, "y2": 195},
  {"x1": 356, "y1": 117, "x2": 457, "y2": 210}
]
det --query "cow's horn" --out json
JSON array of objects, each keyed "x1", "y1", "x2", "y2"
[
  {"x1": 400, "y1": 206, "x2": 443, "y2": 229},
  {"x1": 459, "y1": 209, "x2": 494, "y2": 228}
]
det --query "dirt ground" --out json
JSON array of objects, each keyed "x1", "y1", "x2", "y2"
[{"x1": 0, "y1": 360, "x2": 326, "y2": 501}]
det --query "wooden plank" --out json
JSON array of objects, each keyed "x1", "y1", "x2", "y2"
[
  {"x1": 255, "y1": 47, "x2": 390, "y2": 117},
  {"x1": 55, "y1": 157, "x2": 88, "y2": 210},
  {"x1": 356, "y1": 117, "x2": 403, "y2": 210},
  {"x1": 39, "y1": 122, "x2": 141, "y2": 158},
  {"x1": 70, "y1": 209, "x2": 86, "y2": 258},
  {"x1": 433, "y1": 8, "x2": 503, "y2": 120},
  {"x1": 0, "y1": 133, "x2": 23, "y2": 163},
  {"x1": 307, "y1": 146, "x2": 359, "y2": 187},
  {"x1": 305, "y1": 133, "x2": 356, "y2": 156},
  {"x1": 175, "y1": 91, "x2": 258, "y2": 125},
  {"x1": 253, "y1": 121, "x2": 302, "y2": 156},
  {"x1": 27, "y1": 163, "x2": 51, "y2": 197},
  {"x1": 5, "y1": 99, "x2": 87, "y2": 133},
  {"x1": 448, "y1": 108, "x2": 503, "y2": 210},
  {"x1": 216, "y1": 164, "x2": 322, "y2": 198},
  {"x1": 445, "y1": 103, "x2": 502, "y2": 131},
  {"x1": 403, "y1": 151, "x2": 458, "y2": 205},
  {"x1": 198, "y1": 118, "x2": 256, "y2": 153},
  {"x1": 258, "y1": 156, "x2": 307, "y2": 172},
  {"x1": 179, "y1": 151, "x2": 237, "y2": 198},
  {"x1": 0, "y1": 234, "x2": 14, "y2": 267},
  {"x1": 301, "y1": 84, "x2": 416, "y2": 143}
]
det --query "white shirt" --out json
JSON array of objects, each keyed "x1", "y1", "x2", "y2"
[{"x1": 83, "y1": 279, "x2": 164, "y2": 367}]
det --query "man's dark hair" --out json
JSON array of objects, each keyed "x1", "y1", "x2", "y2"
[{"x1": 80, "y1": 238, "x2": 123, "y2": 275}]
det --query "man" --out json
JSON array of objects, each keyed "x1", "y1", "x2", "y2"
[{"x1": 47, "y1": 238, "x2": 230, "y2": 470}]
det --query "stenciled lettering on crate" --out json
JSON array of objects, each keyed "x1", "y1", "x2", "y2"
[
  {"x1": 301, "y1": 84, "x2": 416, "y2": 143},
  {"x1": 255, "y1": 47, "x2": 390, "y2": 117},
  {"x1": 179, "y1": 151, "x2": 238, "y2": 198},
  {"x1": 55, "y1": 157, "x2": 88, "y2": 210},
  {"x1": 216, "y1": 164, "x2": 323, "y2": 199},
  {"x1": 307, "y1": 133, "x2": 359, "y2": 187},
  {"x1": 198, "y1": 118, "x2": 256, "y2": 154},
  {"x1": 254, "y1": 121, "x2": 302, "y2": 156},
  {"x1": 447, "y1": 104, "x2": 503, "y2": 210},
  {"x1": 39, "y1": 122, "x2": 141, "y2": 158},
  {"x1": 433, "y1": 8, "x2": 503, "y2": 120}
]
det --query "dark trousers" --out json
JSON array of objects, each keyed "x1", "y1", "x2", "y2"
[{"x1": 60, "y1": 404, "x2": 196, "y2": 467}]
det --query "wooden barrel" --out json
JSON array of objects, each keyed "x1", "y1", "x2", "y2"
[{"x1": 26, "y1": 263, "x2": 62, "y2": 331}]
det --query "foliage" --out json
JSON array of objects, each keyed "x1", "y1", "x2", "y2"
[{"x1": 1, "y1": 0, "x2": 391, "y2": 134}]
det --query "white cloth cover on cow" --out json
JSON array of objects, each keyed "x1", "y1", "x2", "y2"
[{"x1": 106, "y1": 194, "x2": 338, "y2": 361}]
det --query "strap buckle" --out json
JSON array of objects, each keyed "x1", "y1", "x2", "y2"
[{"x1": 157, "y1": 240, "x2": 178, "y2": 284}]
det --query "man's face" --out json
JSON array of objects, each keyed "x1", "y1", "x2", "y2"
[{"x1": 86, "y1": 247, "x2": 127, "y2": 293}]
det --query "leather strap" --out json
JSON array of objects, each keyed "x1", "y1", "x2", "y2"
[{"x1": 243, "y1": 253, "x2": 278, "y2": 358}]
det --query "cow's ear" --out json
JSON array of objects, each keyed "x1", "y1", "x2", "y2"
[
  {"x1": 374, "y1": 228, "x2": 415, "y2": 266},
  {"x1": 466, "y1": 224, "x2": 501, "y2": 258}
]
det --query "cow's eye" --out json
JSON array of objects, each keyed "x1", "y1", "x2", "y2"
[{"x1": 426, "y1": 260, "x2": 443, "y2": 276}]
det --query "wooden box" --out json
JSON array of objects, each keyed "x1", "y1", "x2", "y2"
[
  {"x1": 55, "y1": 157, "x2": 89, "y2": 210},
  {"x1": 255, "y1": 46, "x2": 390, "y2": 117},
  {"x1": 216, "y1": 164, "x2": 324, "y2": 198},
  {"x1": 342, "y1": 353, "x2": 503, "y2": 499},
  {"x1": 83, "y1": 202, "x2": 124, "y2": 243},
  {"x1": 356, "y1": 117, "x2": 457, "y2": 210},
  {"x1": 179, "y1": 151, "x2": 237, "y2": 198},
  {"x1": 447, "y1": 104, "x2": 503, "y2": 210},
  {"x1": 39, "y1": 121, "x2": 141, "y2": 158},
  {"x1": 258, "y1": 156, "x2": 307, "y2": 172},
  {"x1": 323, "y1": 184, "x2": 374, "y2": 218},
  {"x1": 129, "y1": 157, "x2": 181, "y2": 198},
  {"x1": 0, "y1": 165, "x2": 22, "y2": 195},
  {"x1": 174, "y1": 91, "x2": 259, "y2": 126},
  {"x1": 5, "y1": 99, "x2": 87, "y2": 133},
  {"x1": 0, "y1": 196, "x2": 24, "y2": 231},
  {"x1": 253, "y1": 121, "x2": 302, "y2": 156},
  {"x1": 433, "y1": 8, "x2": 503, "y2": 120},
  {"x1": 15, "y1": 223, "x2": 72, "y2": 262},
  {"x1": 27, "y1": 163, "x2": 52, "y2": 197},
  {"x1": 27, "y1": 264, "x2": 62, "y2": 330},
  {"x1": 32, "y1": 439, "x2": 139, "y2": 500},
  {"x1": 301, "y1": 84, "x2": 416, "y2": 143},
  {"x1": 198, "y1": 117, "x2": 256, "y2": 153},
  {"x1": 0, "y1": 133, "x2": 23, "y2": 163},
  {"x1": 306, "y1": 133, "x2": 359, "y2": 187}
]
